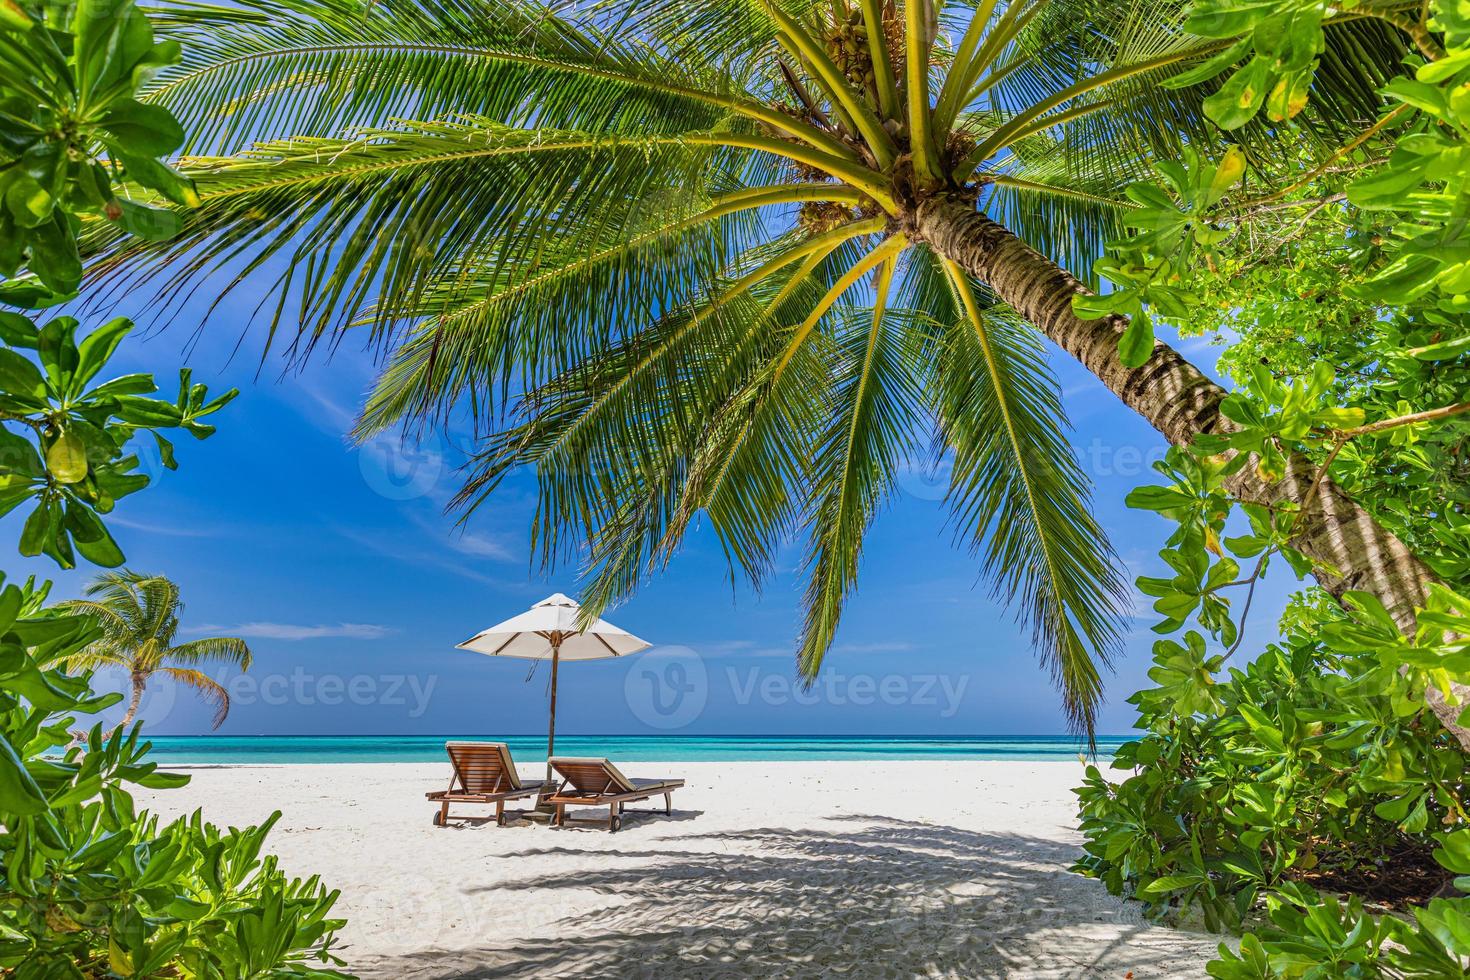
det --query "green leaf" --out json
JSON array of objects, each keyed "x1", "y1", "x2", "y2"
[
  {"x1": 63, "y1": 501, "x2": 125, "y2": 566},
  {"x1": 0, "y1": 734, "x2": 47, "y2": 815},
  {"x1": 1162, "y1": 36, "x2": 1252, "y2": 90},
  {"x1": 112, "y1": 199, "x2": 182, "y2": 242},
  {"x1": 1434, "y1": 829, "x2": 1470, "y2": 875},
  {"x1": 114, "y1": 153, "x2": 199, "y2": 209},
  {"x1": 97, "y1": 99, "x2": 185, "y2": 157},
  {"x1": 0, "y1": 348, "x2": 47, "y2": 404},
  {"x1": 1203, "y1": 57, "x2": 1271, "y2": 130},
  {"x1": 1118, "y1": 308, "x2": 1154, "y2": 368},
  {"x1": 114, "y1": 396, "x2": 183, "y2": 427},
  {"x1": 18, "y1": 497, "x2": 51, "y2": 556},
  {"x1": 0, "y1": 311, "x2": 39, "y2": 347},
  {"x1": 0, "y1": 278, "x2": 78, "y2": 310},
  {"x1": 26, "y1": 213, "x2": 82, "y2": 294},
  {"x1": 1418, "y1": 48, "x2": 1470, "y2": 84},
  {"x1": 73, "y1": 317, "x2": 134, "y2": 394},
  {"x1": 1409, "y1": 333, "x2": 1470, "y2": 361},
  {"x1": 4, "y1": 174, "x2": 52, "y2": 228},
  {"x1": 1140, "y1": 873, "x2": 1203, "y2": 895}
]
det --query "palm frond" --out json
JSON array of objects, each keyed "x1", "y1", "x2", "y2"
[
  {"x1": 43, "y1": 646, "x2": 133, "y2": 673},
  {"x1": 159, "y1": 667, "x2": 232, "y2": 728},
  {"x1": 91, "y1": 120, "x2": 788, "y2": 350},
  {"x1": 456, "y1": 223, "x2": 886, "y2": 590},
  {"x1": 146, "y1": 0, "x2": 844, "y2": 156},
  {"x1": 137, "y1": 576, "x2": 183, "y2": 649},
  {"x1": 934, "y1": 262, "x2": 1128, "y2": 736},
  {"x1": 51, "y1": 598, "x2": 133, "y2": 642},
  {"x1": 353, "y1": 184, "x2": 865, "y2": 432},
  {"x1": 574, "y1": 252, "x2": 868, "y2": 616},
  {"x1": 795, "y1": 259, "x2": 926, "y2": 679},
  {"x1": 167, "y1": 636, "x2": 253, "y2": 671}
]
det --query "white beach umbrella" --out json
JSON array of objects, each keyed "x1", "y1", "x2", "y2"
[{"x1": 456, "y1": 593, "x2": 650, "y2": 779}]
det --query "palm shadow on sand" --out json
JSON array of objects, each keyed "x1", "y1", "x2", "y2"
[{"x1": 355, "y1": 815, "x2": 1219, "y2": 979}]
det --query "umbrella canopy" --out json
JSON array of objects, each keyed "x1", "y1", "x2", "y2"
[
  {"x1": 456, "y1": 593, "x2": 650, "y2": 661},
  {"x1": 456, "y1": 593, "x2": 650, "y2": 779}
]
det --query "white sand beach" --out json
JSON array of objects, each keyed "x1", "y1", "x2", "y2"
[{"x1": 137, "y1": 761, "x2": 1222, "y2": 979}]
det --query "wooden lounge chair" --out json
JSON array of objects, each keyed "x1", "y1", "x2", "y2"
[
  {"x1": 425, "y1": 741, "x2": 549, "y2": 827},
  {"x1": 545, "y1": 757, "x2": 685, "y2": 832}
]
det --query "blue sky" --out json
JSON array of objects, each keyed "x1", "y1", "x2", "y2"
[{"x1": 4, "y1": 292, "x2": 1302, "y2": 739}]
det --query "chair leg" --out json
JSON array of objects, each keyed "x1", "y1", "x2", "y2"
[
  {"x1": 439, "y1": 801, "x2": 450, "y2": 826},
  {"x1": 609, "y1": 803, "x2": 618, "y2": 832},
  {"x1": 664, "y1": 792, "x2": 672, "y2": 816},
  {"x1": 496, "y1": 800, "x2": 505, "y2": 827},
  {"x1": 555, "y1": 803, "x2": 565, "y2": 827}
]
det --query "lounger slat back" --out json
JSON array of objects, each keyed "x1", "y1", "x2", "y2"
[
  {"x1": 550, "y1": 757, "x2": 635, "y2": 795},
  {"x1": 545, "y1": 757, "x2": 686, "y2": 831},
  {"x1": 428, "y1": 742, "x2": 546, "y2": 827},
  {"x1": 446, "y1": 741, "x2": 520, "y2": 794}
]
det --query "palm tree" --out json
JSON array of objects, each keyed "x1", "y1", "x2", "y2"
[
  {"x1": 97, "y1": 0, "x2": 1445, "y2": 736},
  {"x1": 56, "y1": 572, "x2": 252, "y2": 730}
]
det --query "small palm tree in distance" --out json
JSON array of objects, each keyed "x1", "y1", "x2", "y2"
[{"x1": 56, "y1": 571, "x2": 252, "y2": 731}]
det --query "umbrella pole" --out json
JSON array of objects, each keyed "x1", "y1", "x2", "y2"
[{"x1": 546, "y1": 636, "x2": 560, "y2": 784}]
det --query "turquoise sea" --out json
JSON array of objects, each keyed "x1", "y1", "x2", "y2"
[{"x1": 143, "y1": 735, "x2": 1126, "y2": 764}]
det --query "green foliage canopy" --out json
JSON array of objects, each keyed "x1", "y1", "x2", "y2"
[
  {"x1": 0, "y1": 1, "x2": 350, "y2": 974},
  {"x1": 1076, "y1": 1, "x2": 1470, "y2": 974}
]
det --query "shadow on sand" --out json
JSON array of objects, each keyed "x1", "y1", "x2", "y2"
[{"x1": 355, "y1": 815, "x2": 1216, "y2": 979}]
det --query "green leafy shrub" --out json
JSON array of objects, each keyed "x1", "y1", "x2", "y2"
[
  {"x1": 0, "y1": 571, "x2": 348, "y2": 976},
  {"x1": 1077, "y1": 433, "x2": 1470, "y2": 973},
  {"x1": 0, "y1": 0, "x2": 199, "y2": 307},
  {"x1": 1075, "y1": 576, "x2": 1470, "y2": 918},
  {"x1": 1075, "y1": 1, "x2": 1470, "y2": 973},
  {"x1": 0, "y1": 0, "x2": 352, "y2": 973},
  {"x1": 0, "y1": 312, "x2": 235, "y2": 569}
]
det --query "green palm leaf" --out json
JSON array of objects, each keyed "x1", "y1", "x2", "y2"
[
  {"x1": 795, "y1": 260, "x2": 927, "y2": 679},
  {"x1": 92, "y1": 0, "x2": 1433, "y2": 735},
  {"x1": 54, "y1": 571, "x2": 252, "y2": 730},
  {"x1": 933, "y1": 263, "x2": 1128, "y2": 735}
]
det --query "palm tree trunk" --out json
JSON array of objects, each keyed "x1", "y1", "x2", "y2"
[
  {"x1": 118, "y1": 672, "x2": 146, "y2": 732},
  {"x1": 914, "y1": 192, "x2": 1470, "y2": 749}
]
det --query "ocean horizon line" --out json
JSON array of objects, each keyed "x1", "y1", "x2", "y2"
[
  {"x1": 141, "y1": 732, "x2": 1134, "y2": 739},
  {"x1": 140, "y1": 733, "x2": 1128, "y2": 764}
]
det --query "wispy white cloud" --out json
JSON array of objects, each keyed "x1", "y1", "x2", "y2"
[
  {"x1": 833, "y1": 640, "x2": 917, "y2": 654},
  {"x1": 197, "y1": 622, "x2": 393, "y2": 640},
  {"x1": 108, "y1": 515, "x2": 219, "y2": 537},
  {"x1": 277, "y1": 364, "x2": 376, "y2": 442},
  {"x1": 331, "y1": 524, "x2": 526, "y2": 590},
  {"x1": 693, "y1": 639, "x2": 793, "y2": 659},
  {"x1": 296, "y1": 383, "x2": 358, "y2": 433},
  {"x1": 407, "y1": 511, "x2": 516, "y2": 561},
  {"x1": 448, "y1": 532, "x2": 514, "y2": 560}
]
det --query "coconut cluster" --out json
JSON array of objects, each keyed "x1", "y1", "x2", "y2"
[
  {"x1": 796, "y1": 194, "x2": 886, "y2": 235},
  {"x1": 824, "y1": 3, "x2": 907, "y2": 125}
]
